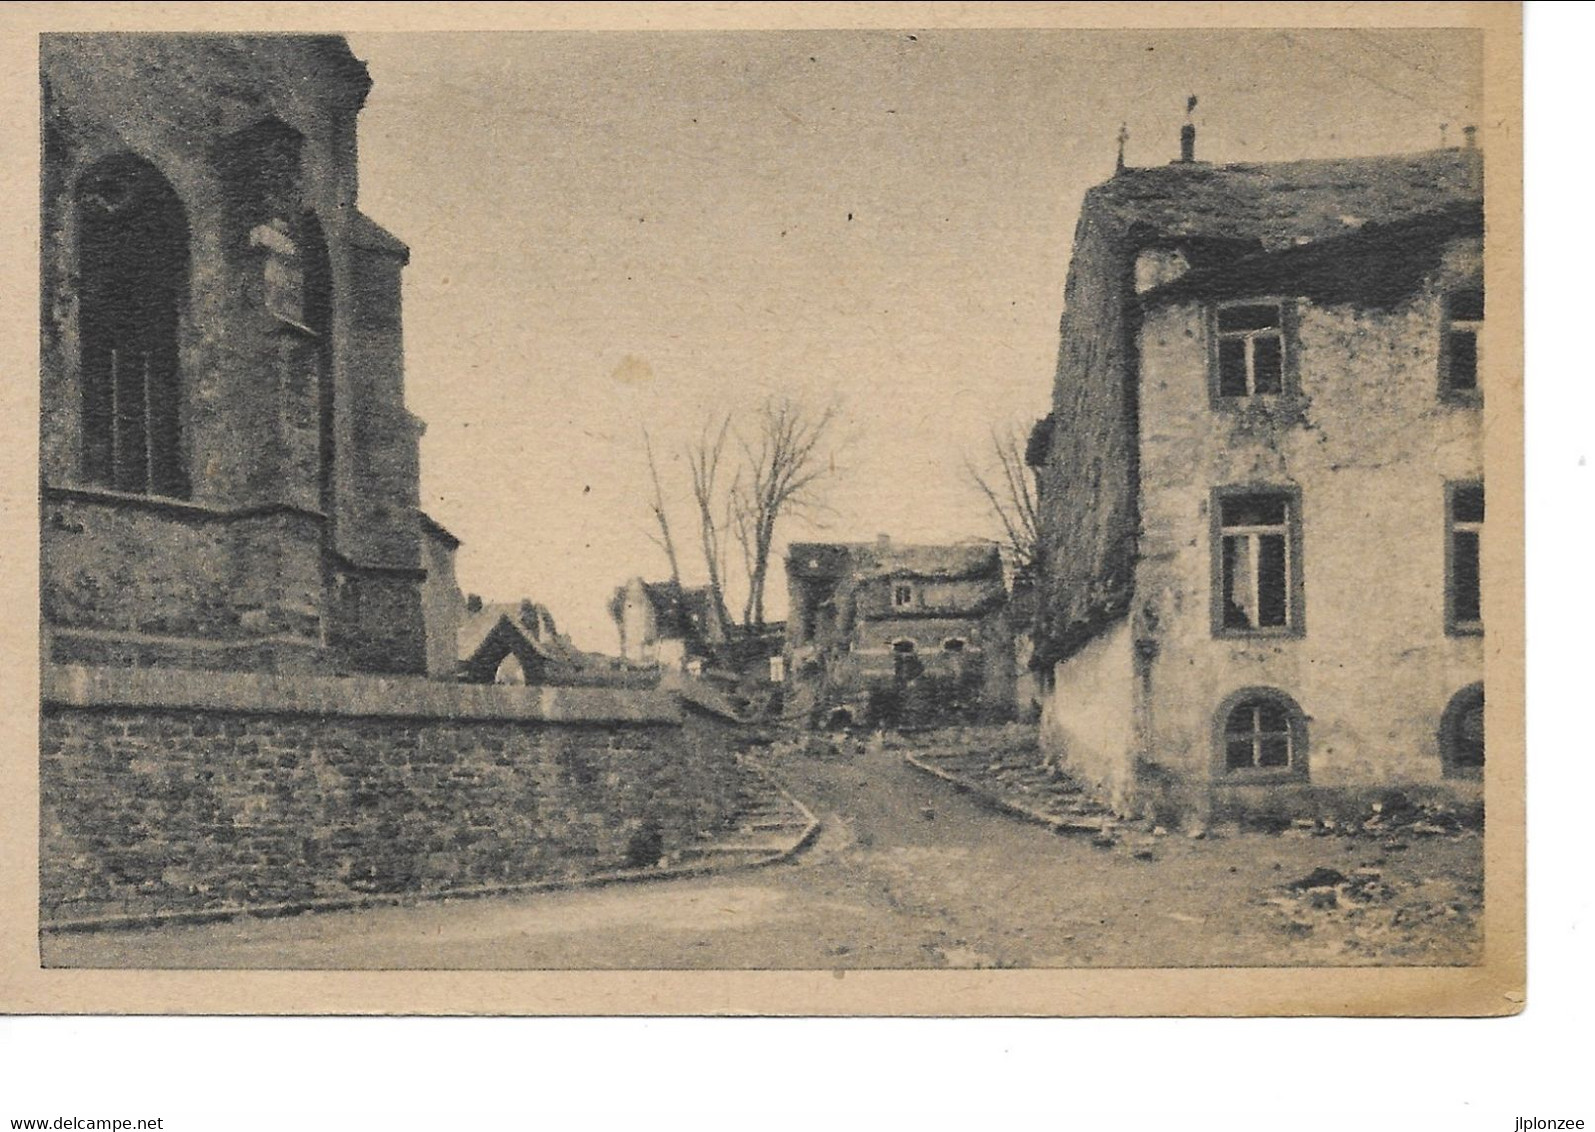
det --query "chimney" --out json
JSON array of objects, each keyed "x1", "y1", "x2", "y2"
[
  {"x1": 1463, "y1": 125, "x2": 1477, "y2": 150},
  {"x1": 876, "y1": 533, "x2": 891, "y2": 548},
  {"x1": 1178, "y1": 94, "x2": 1198, "y2": 163}
]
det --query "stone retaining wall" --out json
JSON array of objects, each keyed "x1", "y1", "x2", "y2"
[{"x1": 40, "y1": 666, "x2": 743, "y2": 924}]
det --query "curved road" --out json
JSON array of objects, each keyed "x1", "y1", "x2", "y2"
[{"x1": 43, "y1": 740, "x2": 1480, "y2": 969}]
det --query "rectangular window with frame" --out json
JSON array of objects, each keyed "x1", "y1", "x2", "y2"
[
  {"x1": 1446, "y1": 482, "x2": 1484, "y2": 634},
  {"x1": 892, "y1": 583, "x2": 914, "y2": 609},
  {"x1": 1214, "y1": 489, "x2": 1301, "y2": 635},
  {"x1": 1214, "y1": 301, "x2": 1287, "y2": 398},
  {"x1": 1442, "y1": 286, "x2": 1484, "y2": 397}
]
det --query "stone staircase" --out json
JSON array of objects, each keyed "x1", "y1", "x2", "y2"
[
  {"x1": 904, "y1": 745, "x2": 1113, "y2": 834},
  {"x1": 675, "y1": 762, "x2": 819, "y2": 868}
]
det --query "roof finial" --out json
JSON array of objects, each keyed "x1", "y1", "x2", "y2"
[{"x1": 1116, "y1": 122, "x2": 1129, "y2": 173}]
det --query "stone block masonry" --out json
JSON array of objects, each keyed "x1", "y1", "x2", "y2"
[{"x1": 40, "y1": 666, "x2": 746, "y2": 925}]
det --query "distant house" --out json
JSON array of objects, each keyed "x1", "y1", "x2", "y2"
[
  {"x1": 608, "y1": 577, "x2": 727, "y2": 671},
  {"x1": 785, "y1": 537, "x2": 1014, "y2": 728},
  {"x1": 457, "y1": 598, "x2": 586, "y2": 685}
]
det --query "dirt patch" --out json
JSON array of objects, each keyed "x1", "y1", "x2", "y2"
[
  {"x1": 1261, "y1": 857, "x2": 1482, "y2": 963},
  {"x1": 892, "y1": 724, "x2": 1484, "y2": 966}
]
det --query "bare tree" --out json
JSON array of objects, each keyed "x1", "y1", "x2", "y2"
[
  {"x1": 966, "y1": 424, "x2": 1041, "y2": 573},
  {"x1": 641, "y1": 428, "x2": 682, "y2": 584},
  {"x1": 636, "y1": 398, "x2": 841, "y2": 637},
  {"x1": 731, "y1": 397, "x2": 840, "y2": 629},
  {"x1": 685, "y1": 414, "x2": 735, "y2": 635}
]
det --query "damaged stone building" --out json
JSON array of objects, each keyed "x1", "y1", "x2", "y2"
[
  {"x1": 608, "y1": 577, "x2": 728, "y2": 672},
  {"x1": 785, "y1": 538, "x2": 1016, "y2": 728},
  {"x1": 1030, "y1": 135, "x2": 1487, "y2": 823},
  {"x1": 41, "y1": 33, "x2": 453, "y2": 676}
]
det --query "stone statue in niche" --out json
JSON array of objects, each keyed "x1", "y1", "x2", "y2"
[{"x1": 249, "y1": 217, "x2": 307, "y2": 329}]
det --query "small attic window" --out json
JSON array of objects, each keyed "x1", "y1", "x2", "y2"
[
  {"x1": 892, "y1": 583, "x2": 914, "y2": 608},
  {"x1": 1214, "y1": 301, "x2": 1287, "y2": 398}
]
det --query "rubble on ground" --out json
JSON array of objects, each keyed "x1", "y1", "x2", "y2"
[
  {"x1": 1262, "y1": 858, "x2": 1478, "y2": 959},
  {"x1": 1249, "y1": 790, "x2": 1482, "y2": 841}
]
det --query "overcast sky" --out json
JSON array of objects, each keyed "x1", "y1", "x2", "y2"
[{"x1": 346, "y1": 29, "x2": 1481, "y2": 651}]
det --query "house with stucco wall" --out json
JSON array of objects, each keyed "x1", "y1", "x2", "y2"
[
  {"x1": 607, "y1": 577, "x2": 727, "y2": 671},
  {"x1": 1029, "y1": 134, "x2": 1487, "y2": 824}
]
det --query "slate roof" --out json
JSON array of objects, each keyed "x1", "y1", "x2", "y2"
[
  {"x1": 1091, "y1": 148, "x2": 1483, "y2": 254},
  {"x1": 787, "y1": 541, "x2": 1003, "y2": 583},
  {"x1": 1140, "y1": 201, "x2": 1483, "y2": 312},
  {"x1": 457, "y1": 601, "x2": 582, "y2": 669}
]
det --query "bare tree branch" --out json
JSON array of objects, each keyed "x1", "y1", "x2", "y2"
[
  {"x1": 686, "y1": 413, "x2": 734, "y2": 636},
  {"x1": 643, "y1": 398, "x2": 843, "y2": 638},
  {"x1": 641, "y1": 428, "x2": 681, "y2": 584},
  {"x1": 730, "y1": 396, "x2": 842, "y2": 629},
  {"x1": 966, "y1": 424, "x2": 1041, "y2": 573}
]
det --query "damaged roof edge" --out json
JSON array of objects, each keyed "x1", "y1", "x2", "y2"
[
  {"x1": 1138, "y1": 202, "x2": 1484, "y2": 312},
  {"x1": 787, "y1": 541, "x2": 1004, "y2": 582}
]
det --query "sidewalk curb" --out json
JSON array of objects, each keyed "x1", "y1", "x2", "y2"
[
  {"x1": 42, "y1": 758, "x2": 822, "y2": 936},
  {"x1": 903, "y1": 751, "x2": 1105, "y2": 837}
]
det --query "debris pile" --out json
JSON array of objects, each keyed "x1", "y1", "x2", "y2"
[
  {"x1": 766, "y1": 732, "x2": 859, "y2": 762},
  {"x1": 1253, "y1": 791, "x2": 1482, "y2": 841},
  {"x1": 1284, "y1": 866, "x2": 1396, "y2": 906},
  {"x1": 1354, "y1": 792, "x2": 1480, "y2": 837},
  {"x1": 1263, "y1": 860, "x2": 1479, "y2": 960}
]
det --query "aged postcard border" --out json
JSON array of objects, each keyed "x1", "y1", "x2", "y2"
[{"x1": 0, "y1": 1, "x2": 1524, "y2": 1016}]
